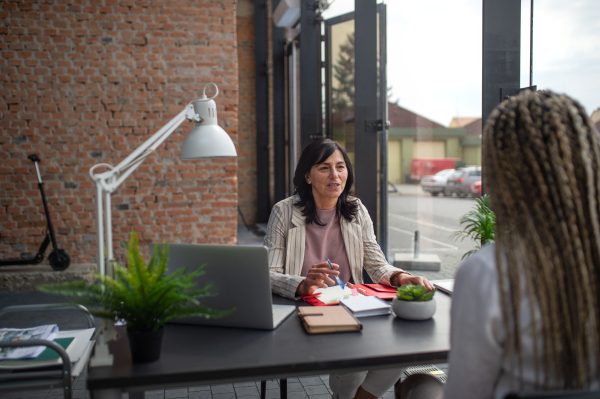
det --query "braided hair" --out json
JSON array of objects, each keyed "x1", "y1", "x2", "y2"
[{"x1": 484, "y1": 90, "x2": 600, "y2": 389}]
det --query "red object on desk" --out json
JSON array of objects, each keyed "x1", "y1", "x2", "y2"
[{"x1": 301, "y1": 284, "x2": 398, "y2": 306}]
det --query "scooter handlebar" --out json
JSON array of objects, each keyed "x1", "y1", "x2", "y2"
[{"x1": 28, "y1": 154, "x2": 41, "y2": 163}]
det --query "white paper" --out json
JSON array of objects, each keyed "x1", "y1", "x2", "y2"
[
  {"x1": 0, "y1": 325, "x2": 59, "y2": 360},
  {"x1": 314, "y1": 285, "x2": 354, "y2": 304}
]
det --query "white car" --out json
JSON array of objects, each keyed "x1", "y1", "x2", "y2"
[{"x1": 421, "y1": 169, "x2": 455, "y2": 196}]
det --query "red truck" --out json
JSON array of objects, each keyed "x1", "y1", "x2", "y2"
[{"x1": 409, "y1": 158, "x2": 461, "y2": 183}]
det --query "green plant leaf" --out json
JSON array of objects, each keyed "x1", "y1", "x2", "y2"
[
  {"x1": 37, "y1": 230, "x2": 235, "y2": 332},
  {"x1": 396, "y1": 285, "x2": 436, "y2": 301},
  {"x1": 451, "y1": 194, "x2": 496, "y2": 259}
]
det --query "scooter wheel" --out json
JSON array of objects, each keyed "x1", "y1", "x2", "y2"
[{"x1": 49, "y1": 249, "x2": 70, "y2": 271}]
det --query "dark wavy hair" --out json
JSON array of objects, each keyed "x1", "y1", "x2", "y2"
[{"x1": 293, "y1": 139, "x2": 358, "y2": 225}]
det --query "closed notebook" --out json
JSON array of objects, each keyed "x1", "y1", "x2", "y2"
[
  {"x1": 340, "y1": 296, "x2": 392, "y2": 317},
  {"x1": 298, "y1": 306, "x2": 362, "y2": 334}
]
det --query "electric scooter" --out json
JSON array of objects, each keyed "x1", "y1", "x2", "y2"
[{"x1": 0, "y1": 155, "x2": 70, "y2": 271}]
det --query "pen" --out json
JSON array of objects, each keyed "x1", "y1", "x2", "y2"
[{"x1": 326, "y1": 257, "x2": 344, "y2": 289}]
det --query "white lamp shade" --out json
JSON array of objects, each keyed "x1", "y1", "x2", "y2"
[
  {"x1": 180, "y1": 97, "x2": 237, "y2": 159},
  {"x1": 180, "y1": 124, "x2": 237, "y2": 159}
]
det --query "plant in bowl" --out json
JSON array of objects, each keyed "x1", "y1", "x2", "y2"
[
  {"x1": 38, "y1": 231, "x2": 234, "y2": 363},
  {"x1": 451, "y1": 194, "x2": 496, "y2": 259},
  {"x1": 392, "y1": 285, "x2": 437, "y2": 320}
]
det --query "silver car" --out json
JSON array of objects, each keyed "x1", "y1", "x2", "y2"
[
  {"x1": 421, "y1": 169, "x2": 455, "y2": 196},
  {"x1": 445, "y1": 167, "x2": 482, "y2": 197}
]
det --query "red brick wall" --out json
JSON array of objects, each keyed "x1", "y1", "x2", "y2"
[
  {"x1": 0, "y1": 0, "x2": 239, "y2": 267},
  {"x1": 236, "y1": 0, "x2": 257, "y2": 225}
]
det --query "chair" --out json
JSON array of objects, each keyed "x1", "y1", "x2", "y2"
[
  {"x1": 394, "y1": 373, "x2": 444, "y2": 399},
  {"x1": 0, "y1": 303, "x2": 96, "y2": 399},
  {"x1": 505, "y1": 392, "x2": 600, "y2": 399}
]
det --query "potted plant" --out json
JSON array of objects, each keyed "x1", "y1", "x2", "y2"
[
  {"x1": 451, "y1": 194, "x2": 496, "y2": 259},
  {"x1": 38, "y1": 231, "x2": 234, "y2": 363},
  {"x1": 392, "y1": 285, "x2": 437, "y2": 320}
]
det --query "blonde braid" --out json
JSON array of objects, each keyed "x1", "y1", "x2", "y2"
[{"x1": 484, "y1": 90, "x2": 600, "y2": 389}]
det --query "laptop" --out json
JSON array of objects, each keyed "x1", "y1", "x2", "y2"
[
  {"x1": 150, "y1": 244, "x2": 296, "y2": 330},
  {"x1": 432, "y1": 279, "x2": 454, "y2": 295}
]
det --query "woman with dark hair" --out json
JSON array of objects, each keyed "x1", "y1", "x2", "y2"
[{"x1": 265, "y1": 139, "x2": 433, "y2": 399}]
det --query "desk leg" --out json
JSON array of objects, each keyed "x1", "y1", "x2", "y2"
[
  {"x1": 90, "y1": 389, "x2": 121, "y2": 399},
  {"x1": 280, "y1": 379, "x2": 287, "y2": 399},
  {"x1": 260, "y1": 381, "x2": 266, "y2": 399}
]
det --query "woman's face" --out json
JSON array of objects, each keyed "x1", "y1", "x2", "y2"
[{"x1": 305, "y1": 149, "x2": 348, "y2": 209}]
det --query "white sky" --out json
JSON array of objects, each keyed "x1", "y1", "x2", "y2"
[{"x1": 322, "y1": 0, "x2": 600, "y2": 127}]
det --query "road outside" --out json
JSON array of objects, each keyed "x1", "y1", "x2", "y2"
[{"x1": 387, "y1": 184, "x2": 479, "y2": 281}]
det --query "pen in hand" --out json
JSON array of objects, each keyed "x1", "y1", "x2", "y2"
[{"x1": 326, "y1": 258, "x2": 344, "y2": 290}]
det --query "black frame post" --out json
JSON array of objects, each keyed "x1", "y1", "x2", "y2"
[
  {"x1": 300, "y1": 0, "x2": 322, "y2": 151},
  {"x1": 354, "y1": 0, "x2": 378, "y2": 234},
  {"x1": 482, "y1": 0, "x2": 520, "y2": 194},
  {"x1": 273, "y1": 0, "x2": 287, "y2": 204},
  {"x1": 255, "y1": 0, "x2": 270, "y2": 222}
]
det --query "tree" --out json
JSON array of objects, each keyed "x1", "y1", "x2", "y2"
[{"x1": 332, "y1": 32, "x2": 355, "y2": 113}]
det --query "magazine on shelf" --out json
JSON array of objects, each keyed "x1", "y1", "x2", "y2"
[{"x1": 0, "y1": 324, "x2": 59, "y2": 360}]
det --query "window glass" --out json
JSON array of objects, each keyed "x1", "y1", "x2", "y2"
[{"x1": 521, "y1": 0, "x2": 600, "y2": 118}]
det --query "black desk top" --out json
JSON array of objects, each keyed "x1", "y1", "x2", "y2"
[{"x1": 87, "y1": 294, "x2": 451, "y2": 392}]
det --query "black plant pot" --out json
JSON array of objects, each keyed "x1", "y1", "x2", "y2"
[{"x1": 127, "y1": 327, "x2": 164, "y2": 363}]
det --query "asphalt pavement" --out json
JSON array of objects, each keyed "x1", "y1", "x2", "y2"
[{"x1": 387, "y1": 184, "x2": 479, "y2": 280}]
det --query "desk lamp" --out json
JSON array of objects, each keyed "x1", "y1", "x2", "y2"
[{"x1": 88, "y1": 82, "x2": 236, "y2": 366}]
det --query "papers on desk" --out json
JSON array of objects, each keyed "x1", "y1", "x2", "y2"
[
  {"x1": 340, "y1": 296, "x2": 392, "y2": 317},
  {"x1": 0, "y1": 328, "x2": 95, "y2": 369},
  {"x1": 312, "y1": 286, "x2": 354, "y2": 304},
  {"x1": 0, "y1": 324, "x2": 58, "y2": 359}
]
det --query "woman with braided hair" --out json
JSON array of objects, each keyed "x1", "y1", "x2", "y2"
[
  {"x1": 440, "y1": 90, "x2": 600, "y2": 398},
  {"x1": 399, "y1": 91, "x2": 600, "y2": 398}
]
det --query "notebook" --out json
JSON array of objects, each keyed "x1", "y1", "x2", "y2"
[
  {"x1": 340, "y1": 296, "x2": 392, "y2": 317},
  {"x1": 298, "y1": 306, "x2": 362, "y2": 334},
  {"x1": 151, "y1": 244, "x2": 296, "y2": 330}
]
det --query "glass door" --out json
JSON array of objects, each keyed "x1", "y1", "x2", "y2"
[{"x1": 324, "y1": 4, "x2": 388, "y2": 257}]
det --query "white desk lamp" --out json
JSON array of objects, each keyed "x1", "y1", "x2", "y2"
[
  {"x1": 89, "y1": 82, "x2": 236, "y2": 279},
  {"x1": 88, "y1": 82, "x2": 236, "y2": 366}
]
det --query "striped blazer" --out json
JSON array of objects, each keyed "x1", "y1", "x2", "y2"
[{"x1": 265, "y1": 195, "x2": 403, "y2": 299}]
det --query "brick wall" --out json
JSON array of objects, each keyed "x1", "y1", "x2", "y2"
[
  {"x1": 0, "y1": 0, "x2": 239, "y2": 270},
  {"x1": 236, "y1": 0, "x2": 257, "y2": 225}
]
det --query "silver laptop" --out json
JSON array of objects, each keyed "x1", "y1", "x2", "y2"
[
  {"x1": 432, "y1": 279, "x2": 454, "y2": 295},
  {"x1": 150, "y1": 244, "x2": 296, "y2": 330}
]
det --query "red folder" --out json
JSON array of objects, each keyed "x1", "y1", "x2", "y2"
[{"x1": 301, "y1": 284, "x2": 398, "y2": 306}]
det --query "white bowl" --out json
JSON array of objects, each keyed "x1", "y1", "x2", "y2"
[{"x1": 392, "y1": 297, "x2": 436, "y2": 320}]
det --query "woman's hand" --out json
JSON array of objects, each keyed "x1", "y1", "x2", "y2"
[
  {"x1": 395, "y1": 273, "x2": 435, "y2": 292},
  {"x1": 296, "y1": 262, "x2": 340, "y2": 296}
]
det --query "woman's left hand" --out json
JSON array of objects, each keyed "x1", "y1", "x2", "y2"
[{"x1": 396, "y1": 274, "x2": 435, "y2": 292}]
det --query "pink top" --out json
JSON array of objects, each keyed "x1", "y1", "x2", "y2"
[{"x1": 301, "y1": 208, "x2": 352, "y2": 286}]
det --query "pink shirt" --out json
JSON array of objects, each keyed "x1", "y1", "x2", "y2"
[{"x1": 301, "y1": 208, "x2": 352, "y2": 286}]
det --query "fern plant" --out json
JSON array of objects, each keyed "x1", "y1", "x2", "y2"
[
  {"x1": 451, "y1": 194, "x2": 496, "y2": 259},
  {"x1": 38, "y1": 231, "x2": 234, "y2": 332},
  {"x1": 396, "y1": 285, "x2": 436, "y2": 301}
]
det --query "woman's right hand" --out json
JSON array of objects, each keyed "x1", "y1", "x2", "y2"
[{"x1": 296, "y1": 262, "x2": 340, "y2": 296}]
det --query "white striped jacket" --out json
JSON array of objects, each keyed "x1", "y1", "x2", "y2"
[{"x1": 265, "y1": 196, "x2": 403, "y2": 299}]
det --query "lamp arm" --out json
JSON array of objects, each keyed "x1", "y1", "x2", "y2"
[
  {"x1": 91, "y1": 105, "x2": 196, "y2": 193},
  {"x1": 89, "y1": 103, "x2": 198, "y2": 278}
]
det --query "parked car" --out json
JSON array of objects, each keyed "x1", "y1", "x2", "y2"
[
  {"x1": 409, "y1": 158, "x2": 461, "y2": 183},
  {"x1": 445, "y1": 167, "x2": 482, "y2": 197},
  {"x1": 421, "y1": 169, "x2": 455, "y2": 196},
  {"x1": 470, "y1": 180, "x2": 482, "y2": 198}
]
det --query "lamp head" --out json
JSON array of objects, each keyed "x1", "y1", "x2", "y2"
[{"x1": 180, "y1": 83, "x2": 237, "y2": 160}]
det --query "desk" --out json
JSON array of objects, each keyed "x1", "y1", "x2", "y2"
[{"x1": 87, "y1": 293, "x2": 450, "y2": 398}]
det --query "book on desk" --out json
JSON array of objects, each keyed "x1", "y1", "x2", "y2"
[{"x1": 298, "y1": 306, "x2": 362, "y2": 334}]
